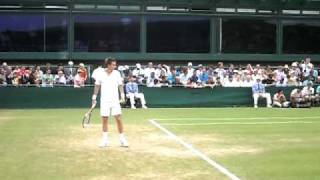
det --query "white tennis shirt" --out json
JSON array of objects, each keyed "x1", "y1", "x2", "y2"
[{"x1": 95, "y1": 70, "x2": 123, "y2": 104}]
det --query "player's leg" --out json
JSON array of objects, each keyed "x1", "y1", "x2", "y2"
[
  {"x1": 100, "y1": 116, "x2": 109, "y2": 147},
  {"x1": 99, "y1": 104, "x2": 110, "y2": 147},
  {"x1": 135, "y1": 93, "x2": 147, "y2": 109},
  {"x1": 112, "y1": 105, "x2": 129, "y2": 147}
]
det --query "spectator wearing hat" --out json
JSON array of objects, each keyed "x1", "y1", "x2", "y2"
[
  {"x1": 252, "y1": 78, "x2": 272, "y2": 108},
  {"x1": 125, "y1": 76, "x2": 147, "y2": 109}
]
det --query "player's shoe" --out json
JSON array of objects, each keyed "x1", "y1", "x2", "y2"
[
  {"x1": 99, "y1": 139, "x2": 109, "y2": 148},
  {"x1": 120, "y1": 137, "x2": 129, "y2": 147},
  {"x1": 254, "y1": 105, "x2": 258, "y2": 108},
  {"x1": 131, "y1": 106, "x2": 136, "y2": 109},
  {"x1": 267, "y1": 105, "x2": 272, "y2": 108},
  {"x1": 142, "y1": 105, "x2": 148, "y2": 109}
]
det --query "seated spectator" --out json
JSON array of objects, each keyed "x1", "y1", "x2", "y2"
[
  {"x1": 302, "y1": 82, "x2": 315, "y2": 103},
  {"x1": 223, "y1": 75, "x2": 234, "y2": 87},
  {"x1": 132, "y1": 63, "x2": 145, "y2": 84},
  {"x1": 189, "y1": 71, "x2": 200, "y2": 88},
  {"x1": 273, "y1": 90, "x2": 290, "y2": 108},
  {"x1": 144, "y1": 62, "x2": 155, "y2": 80},
  {"x1": 42, "y1": 69, "x2": 54, "y2": 87},
  {"x1": 125, "y1": 76, "x2": 147, "y2": 109},
  {"x1": 167, "y1": 67, "x2": 177, "y2": 85},
  {"x1": 200, "y1": 67, "x2": 209, "y2": 85},
  {"x1": 77, "y1": 63, "x2": 87, "y2": 83},
  {"x1": 33, "y1": 66, "x2": 43, "y2": 87},
  {"x1": 54, "y1": 70, "x2": 67, "y2": 85},
  {"x1": 178, "y1": 68, "x2": 189, "y2": 86},
  {"x1": 147, "y1": 72, "x2": 156, "y2": 87},
  {"x1": 252, "y1": 78, "x2": 272, "y2": 108},
  {"x1": 74, "y1": 70, "x2": 85, "y2": 88},
  {"x1": 242, "y1": 75, "x2": 254, "y2": 87},
  {"x1": 290, "y1": 88, "x2": 310, "y2": 108},
  {"x1": 64, "y1": 61, "x2": 77, "y2": 84},
  {"x1": 0, "y1": 67, "x2": 6, "y2": 85}
]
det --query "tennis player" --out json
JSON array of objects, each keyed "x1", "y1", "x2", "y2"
[{"x1": 92, "y1": 57, "x2": 129, "y2": 148}]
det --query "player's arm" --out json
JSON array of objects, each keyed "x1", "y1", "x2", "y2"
[
  {"x1": 119, "y1": 84, "x2": 125, "y2": 103},
  {"x1": 92, "y1": 84, "x2": 100, "y2": 106}
]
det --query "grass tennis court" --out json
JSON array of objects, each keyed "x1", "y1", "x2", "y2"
[{"x1": 1, "y1": 108, "x2": 320, "y2": 180}]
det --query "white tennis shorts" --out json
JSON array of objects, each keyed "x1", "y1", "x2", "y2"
[{"x1": 100, "y1": 102, "x2": 122, "y2": 117}]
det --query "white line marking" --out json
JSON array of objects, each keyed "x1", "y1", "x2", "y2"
[
  {"x1": 149, "y1": 119, "x2": 241, "y2": 180},
  {"x1": 160, "y1": 121, "x2": 314, "y2": 126},
  {"x1": 156, "y1": 116, "x2": 320, "y2": 121}
]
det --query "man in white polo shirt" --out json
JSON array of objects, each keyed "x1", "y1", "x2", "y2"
[{"x1": 92, "y1": 57, "x2": 129, "y2": 148}]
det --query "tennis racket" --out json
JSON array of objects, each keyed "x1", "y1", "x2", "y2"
[{"x1": 82, "y1": 102, "x2": 96, "y2": 128}]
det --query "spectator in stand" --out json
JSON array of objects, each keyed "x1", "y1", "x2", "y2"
[
  {"x1": 189, "y1": 70, "x2": 200, "y2": 88},
  {"x1": 242, "y1": 75, "x2": 254, "y2": 87},
  {"x1": 223, "y1": 75, "x2": 234, "y2": 87},
  {"x1": 54, "y1": 70, "x2": 67, "y2": 85},
  {"x1": 74, "y1": 70, "x2": 85, "y2": 88},
  {"x1": 290, "y1": 88, "x2": 310, "y2": 108},
  {"x1": 300, "y1": 58, "x2": 313, "y2": 78},
  {"x1": 200, "y1": 67, "x2": 209, "y2": 85},
  {"x1": 144, "y1": 62, "x2": 155, "y2": 80},
  {"x1": 302, "y1": 82, "x2": 315, "y2": 104},
  {"x1": 273, "y1": 90, "x2": 290, "y2": 108},
  {"x1": 0, "y1": 67, "x2": 6, "y2": 85},
  {"x1": 33, "y1": 65, "x2": 43, "y2": 87},
  {"x1": 252, "y1": 78, "x2": 272, "y2": 108},
  {"x1": 215, "y1": 62, "x2": 225, "y2": 79},
  {"x1": 187, "y1": 62, "x2": 194, "y2": 78},
  {"x1": 132, "y1": 63, "x2": 144, "y2": 84},
  {"x1": 78, "y1": 63, "x2": 88, "y2": 84},
  {"x1": 42, "y1": 69, "x2": 54, "y2": 87},
  {"x1": 178, "y1": 67, "x2": 189, "y2": 86},
  {"x1": 12, "y1": 66, "x2": 21, "y2": 86},
  {"x1": 64, "y1": 61, "x2": 77, "y2": 84},
  {"x1": 146, "y1": 72, "x2": 156, "y2": 87},
  {"x1": 125, "y1": 76, "x2": 148, "y2": 109},
  {"x1": 167, "y1": 67, "x2": 177, "y2": 85}
]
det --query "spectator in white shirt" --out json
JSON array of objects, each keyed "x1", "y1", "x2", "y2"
[
  {"x1": 54, "y1": 70, "x2": 67, "y2": 85},
  {"x1": 273, "y1": 90, "x2": 290, "y2": 108}
]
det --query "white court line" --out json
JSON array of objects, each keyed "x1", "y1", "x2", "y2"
[
  {"x1": 156, "y1": 116, "x2": 320, "y2": 121},
  {"x1": 149, "y1": 119, "x2": 241, "y2": 180},
  {"x1": 160, "y1": 121, "x2": 314, "y2": 126}
]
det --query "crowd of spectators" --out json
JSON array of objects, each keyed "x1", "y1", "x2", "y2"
[
  {"x1": 116, "y1": 58, "x2": 319, "y2": 88},
  {"x1": 1, "y1": 57, "x2": 320, "y2": 89},
  {"x1": 0, "y1": 61, "x2": 88, "y2": 88}
]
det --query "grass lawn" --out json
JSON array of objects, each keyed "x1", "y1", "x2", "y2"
[{"x1": 0, "y1": 108, "x2": 319, "y2": 180}]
